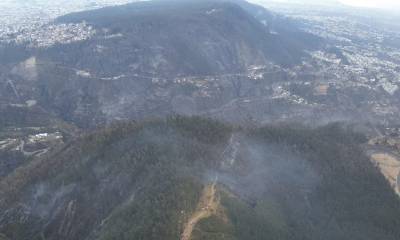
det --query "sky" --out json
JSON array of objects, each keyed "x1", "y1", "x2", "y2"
[
  {"x1": 339, "y1": 0, "x2": 400, "y2": 8},
  {"x1": 250, "y1": 0, "x2": 400, "y2": 9}
]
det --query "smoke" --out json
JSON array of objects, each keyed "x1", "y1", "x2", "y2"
[{"x1": 213, "y1": 133, "x2": 320, "y2": 203}]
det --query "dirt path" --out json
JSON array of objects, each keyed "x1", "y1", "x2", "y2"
[
  {"x1": 221, "y1": 133, "x2": 240, "y2": 168},
  {"x1": 180, "y1": 133, "x2": 240, "y2": 240},
  {"x1": 0, "y1": 139, "x2": 17, "y2": 150},
  {"x1": 181, "y1": 179, "x2": 218, "y2": 240},
  {"x1": 6, "y1": 79, "x2": 20, "y2": 99}
]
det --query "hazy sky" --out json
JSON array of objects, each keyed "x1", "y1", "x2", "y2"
[
  {"x1": 340, "y1": 0, "x2": 400, "y2": 8},
  {"x1": 250, "y1": 0, "x2": 400, "y2": 9}
]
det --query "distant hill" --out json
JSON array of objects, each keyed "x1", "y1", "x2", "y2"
[
  {"x1": 55, "y1": 0, "x2": 318, "y2": 73},
  {"x1": 19, "y1": 0, "x2": 318, "y2": 127},
  {"x1": 0, "y1": 0, "x2": 326, "y2": 129}
]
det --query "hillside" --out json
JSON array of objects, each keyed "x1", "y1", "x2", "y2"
[
  {"x1": 0, "y1": 104, "x2": 77, "y2": 179},
  {"x1": 1, "y1": 116, "x2": 400, "y2": 240},
  {"x1": 55, "y1": 0, "x2": 314, "y2": 72},
  {"x1": 1, "y1": 0, "x2": 399, "y2": 130},
  {"x1": 0, "y1": 0, "x2": 324, "y2": 128}
]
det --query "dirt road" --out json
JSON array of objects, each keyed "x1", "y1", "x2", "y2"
[{"x1": 181, "y1": 180, "x2": 218, "y2": 240}]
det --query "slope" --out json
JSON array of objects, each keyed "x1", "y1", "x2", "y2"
[
  {"x1": 6, "y1": 0, "x2": 322, "y2": 127},
  {"x1": 1, "y1": 117, "x2": 400, "y2": 240}
]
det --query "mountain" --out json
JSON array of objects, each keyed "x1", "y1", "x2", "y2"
[
  {"x1": 1, "y1": 2, "x2": 400, "y2": 240},
  {"x1": 0, "y1": 0, "x2": 323, "y2": 128},
  {"x1": 1, "y1": 0, "x2": 399, "y2": 130},
  {"x1": 55, "y1": 0, "x2": 314, "y2": 71},
  {"x1": 1, "y1": 116, "x2": 400, "y2": 240}
]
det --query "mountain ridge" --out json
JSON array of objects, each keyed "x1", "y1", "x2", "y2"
[{"x1": 1, "y1": 116, "x2": 400, "y2": 240}]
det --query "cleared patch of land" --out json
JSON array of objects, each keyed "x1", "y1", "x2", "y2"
[
  {"x1": 370, "y1": 153, "x2": 400, "y2": 195},
  {"x1": 181, "y1": 180, "x2": 219, "y2": 240}
]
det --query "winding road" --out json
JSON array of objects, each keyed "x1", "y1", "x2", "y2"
[{"x1": 18, "y1": 140, "x2": 49, "y2": 157}]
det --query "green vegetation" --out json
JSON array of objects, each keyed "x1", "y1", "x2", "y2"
[
  {"x1": 97, "y1": 177, "x2": 201, "y2": 240},
  {"x1": 220, "y1": 190, "x2": 289, "y2": 240},
  {"x1": 246, "y1": 123, "x2": 400, "y2": 239},
  {"x1": 0, "y1": 233, "x2": 9, "y2": 240},
  {"x1": 192, "y1": 214, "x2": 236, "y2": 240},
  {"x1": 0, "y1": 106, "x2": 52, "y2": 130},
  {"x1": 1, "y1": 117, "x2": 400, "y2": 240}
]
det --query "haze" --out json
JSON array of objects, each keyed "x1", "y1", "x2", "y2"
[
  {"x1": 340, "y1": 0, "x2": 400, "y2": 8},
  {"x1": 250, "y1": 0, "x2": 400, "y2": 9},
  {"x1": 1, "y1": 0, "x2": 400, "y2": 9}
]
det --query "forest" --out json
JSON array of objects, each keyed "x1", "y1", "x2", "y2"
[{"x1": 1, "y1": 116, "x2": 400, "y2": 240}]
